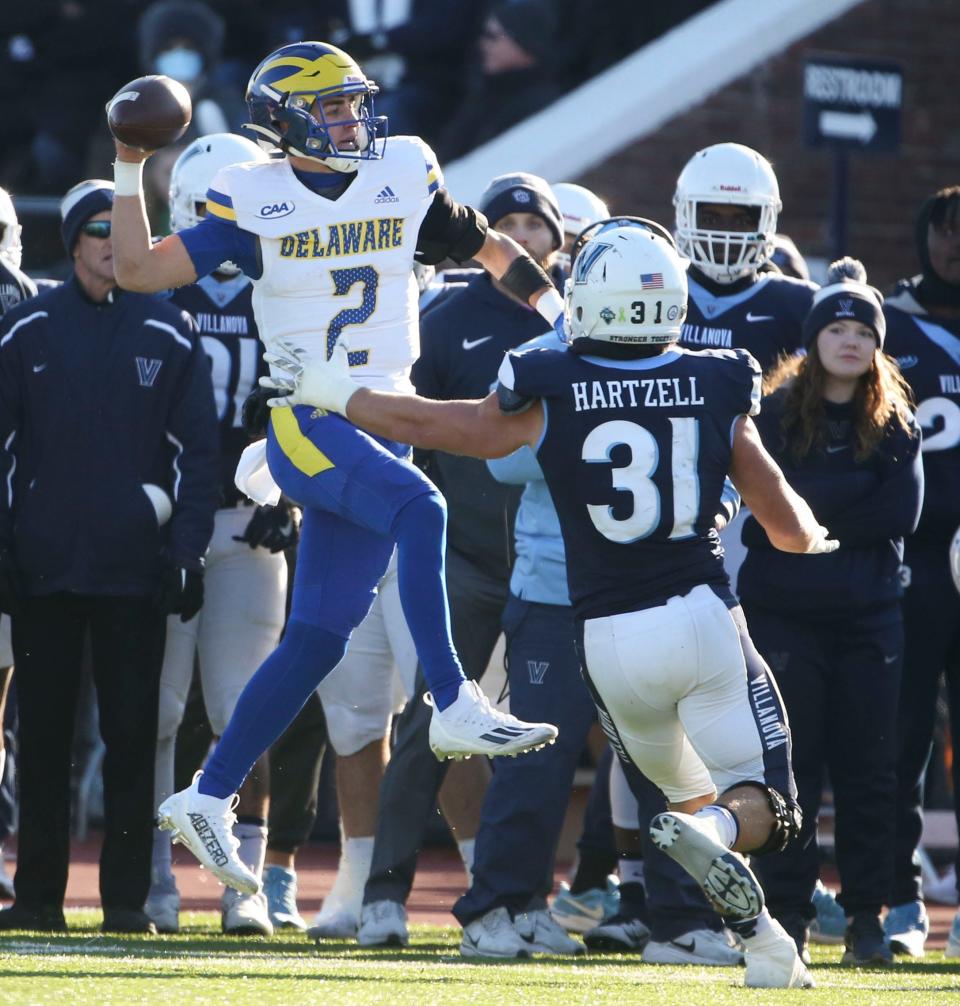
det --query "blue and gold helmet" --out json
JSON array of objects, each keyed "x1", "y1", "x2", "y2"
[{"x1": 245, "y1": 41, "x2": 387, "y2": 172}]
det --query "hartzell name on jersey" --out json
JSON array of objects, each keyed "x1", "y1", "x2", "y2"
[
  {"x1": 278, "y1": 218, "x2": 404, "y2": 259},
  {"x1": 572, "y1": 377, "x2": 705, "y2": 412},
  {"x1": 194, "y1": 312, "x2": 249, "y2": 335},
  {"x1": 681, "y1": 323, "x2": 733, "y2": 349}
]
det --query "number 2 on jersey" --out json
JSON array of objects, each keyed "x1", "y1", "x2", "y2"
[
  {"x1": 582, "y1": 418, "x2": 699, "y2": 542},
  {"x1": 327, "y1": 266, "x2": 378, "y2": 367}
]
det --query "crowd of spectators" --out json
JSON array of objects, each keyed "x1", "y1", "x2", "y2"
[{"x1": 0, "y1": 0, "x2": 709, "y2": 200}]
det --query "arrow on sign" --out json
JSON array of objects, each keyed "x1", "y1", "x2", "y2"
[{"x1": 819, "y1": 110, "x2": 878, "y2": 144}]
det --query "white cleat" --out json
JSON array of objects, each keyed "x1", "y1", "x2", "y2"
[
  {"x1": 221, "y1": 887, "x2": 274, "y2": 936},
  {"x1": 144, "y1": 888, "x2": 180, "y2": 935},
  {"x1": 427, "y1": 680, "x2": 558, "y2": 761},
  {"x1": 649, "y1": 812, "x2": 763, "y2": 920},
  {"x1": 642, "y1": 926, "x2": 744, "y2": 966},
  {"x1": 460, "y1": 906, "x2": 531, "y2": 959},
  {"x1": 156, "y1": 773, "x2": 260, "y2": 895},
  {"x1": 739, "y1": 914, "x2": 815, "y2": 988},
  {"x1": 514, "y1": 908, "x2": 586, "y2": 955},
  {"x1": 309, "y1": 903, "x2": 359, "y2": 940},
  {"x1": 356, "y1": 900, "x2": 410, "y2": 947}
]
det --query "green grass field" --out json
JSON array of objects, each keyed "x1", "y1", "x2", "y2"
[{"x1": 1, "y1": 911, "x2": 958, "y2": 1005}]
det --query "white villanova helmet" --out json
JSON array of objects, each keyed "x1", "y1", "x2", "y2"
[
  {"x1": 169, "y1": 132, "x2": 269, "y2": 233},
  {"x1": 565, "y1": 223, "x2": 688, "y2": 347},
  {"x1": 0, "y1": 186, "x2": 23, "y2": 271},
  {"x1": 553, "y1": 182, "x2": 610, "y2": 239},
  {"x1": 553, "y1": 182, "x2": 609, "y2": 270},
  {"x1": 673, "y1": 141, "x2": 781, "y2": 284}
]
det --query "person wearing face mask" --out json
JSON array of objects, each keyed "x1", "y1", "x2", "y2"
[
  {"x1": 880, "y1": 186, "x2": 960, "y2": 960},
  {"x1": 137, "y1": 0, "x2": 247, "y2": 137},
  {"x1": 736, "y1": 259, "x2": 923, "y2": 967}
]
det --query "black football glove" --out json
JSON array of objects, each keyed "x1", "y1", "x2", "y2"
[
  {"x1": 156, "y1": 563, "x2": 204, "y2": 622},
  {"x1": 0, "y1": 546, "x2": 23, "y2": 618},
  {"x1": 241, "y1": 385, "x2": 275, "y2": 439},
  {"x1": 233, "y1": 501, "x2": 299, "y2": 554}
]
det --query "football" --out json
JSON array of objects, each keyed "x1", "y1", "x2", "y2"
[{"x1": 106, "y1": 75, "x2": 193, "y2": 151}]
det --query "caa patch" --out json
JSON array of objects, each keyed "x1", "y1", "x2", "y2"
[{"x1": 258, "y1": 201, "x2": 296, "y2": 219}]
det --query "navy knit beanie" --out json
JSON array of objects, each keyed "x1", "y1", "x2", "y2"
[
  {"x1": 61, "y1": 180, "x2": 114, "y2": 255},
  {"x1": 479, "y1": 172, "x2": 563, "y2": 250},
  {"x1": 802, "y1": 257, "x2": 886, "y2": 350}
]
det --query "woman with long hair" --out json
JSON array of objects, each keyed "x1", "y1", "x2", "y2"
[{"x1": 737, "y1": 259, "x2": 923, "y2": 967}]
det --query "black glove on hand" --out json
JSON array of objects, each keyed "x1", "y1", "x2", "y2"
[
  {"x1": 241, "y1": 385, "x2": 275, "y2": 439},
  {"x1": 233, "y1": 502, "x2": 299, "y2": 554},
  {"x1": 156, "y1": 564, "x2": 204, "y2": 622},
  {"x1": 0, "y1": 546, "x2": 23, "y2": 618}
]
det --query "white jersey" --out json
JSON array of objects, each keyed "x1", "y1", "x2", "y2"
[{"x1": 207, "y1": 136, "x2": 441, "y2": 394}]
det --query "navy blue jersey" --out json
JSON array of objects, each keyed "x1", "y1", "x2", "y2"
[
  {"x1": 679, "y1": 273, "x2": 816, "y2": 374},
  {"x1": 499, "y1": 345, "x2": 761, "y2": 620},
  {"x1": 884, "y1": 281, "x2": 960, "y2": 545},
  {"x1": 167, "y1": 274, "x2": 265, "y2": 505},
  {"x1": 0, "y1": 259, "x2": 36, "y2": 317}
]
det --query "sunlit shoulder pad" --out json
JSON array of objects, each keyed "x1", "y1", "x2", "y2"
[
  {"x1": 416, "y1": 137, "x2": 443, "y2": 195},
  {"x1": 703, "y1": 346, "x2": 762, "y2": 417},
  {"x1": 494, "y1": 353, "x2": 531, "y2": 414},
  {"x1": 205, "y1": 167, "x2": 237, "y2": 225}
]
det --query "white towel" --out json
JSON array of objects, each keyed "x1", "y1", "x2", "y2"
[{"x1": 234, "y1": 439, "x2": 281, "y2": 506}]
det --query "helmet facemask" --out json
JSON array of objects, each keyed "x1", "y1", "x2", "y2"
[
  {"x1": 673, "y1": 142, "x2": 782, "y2": 285},
  {"x1": 245, "y1": 44, "x2": 388, "y2": 173},
  {"x1": 675, "y1": 196, "x2": 778, "y2": 284}
]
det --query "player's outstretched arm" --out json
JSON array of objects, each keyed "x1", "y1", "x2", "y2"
[
  {"x1": 346, "y1": 389, "x2": 541, "y2": 459},
  {"x1": 473, "y1": 229, "x2": 565, "y2": 331},
  {"x1": 111, "y1": 143, "x2": 198, "y2": 293},
  {"x1": 729, "y1": 415, "x2": 837, "y2": 555},
  {"x1": 263, "y1": 342, "x2": 542, "y2": 457}
]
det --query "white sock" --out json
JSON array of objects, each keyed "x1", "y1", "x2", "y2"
[
  {"x1": 0, "y1": 746, "x2": 6, "y2": 784},
  {"x1": 234, "y1": 822, "x2": 267, "y2": 879},
  {"x1": 151, "y1": 827, "x2": 175, "y2": 892},
  {"x1": 730, "y1": 906, "x2": 774, "y2": 943},
  {"x1": 618, "y1": 857, "x2": 645, "y2": 887},
  {"x1": 322, "y1": 836, "x2": 374, "y2": 918},
  {"x1": 458, "y1": 838, "x2": 476, "y2": 886},
  {"x1": 694, "y1": 804, "x2": 739, "y2": 848}
]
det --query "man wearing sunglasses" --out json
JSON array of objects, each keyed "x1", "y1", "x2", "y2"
[{"x1": 0, "y1": 179, "x2": 219, "y2": 934}]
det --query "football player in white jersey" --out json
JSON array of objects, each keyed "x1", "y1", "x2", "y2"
[
  {"x1": 145, "y1": 133, "x2": 297, "y2": 935},
  {"x1": 110, "y1": 41, "x2": 561, "y2": 894}
]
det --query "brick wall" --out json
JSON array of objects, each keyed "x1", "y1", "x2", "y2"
[{"x1": 577, "y1": 0, "x2": 959, "y2": 290}]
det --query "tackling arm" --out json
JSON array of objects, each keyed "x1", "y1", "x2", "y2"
[
  {"x1": 344, "y1": 389, "x2": 542, "y2": 459},
  {"x1": 111, "y1": 143, "x2": 198, "y2": 292},
  {"x1": 729, "y1": 415, "x2": 837, "y2": 554},
  {"x1": 473, "y1": 228, "x2": 564, "y2": 322}
]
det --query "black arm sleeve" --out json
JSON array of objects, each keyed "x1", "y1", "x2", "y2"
[{"x1": 416, "y1": 189, "x2": 488, "y2": 265}]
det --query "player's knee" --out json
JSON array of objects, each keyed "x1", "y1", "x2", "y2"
[
  {"x1": 324, "y1": 701, "x2": 390, "y2": 757},
  {"x1": 725, "y1": 781, "x2": 802, "y2": 855},
  {"x1": 205, "y1": 692, "x2": 242, "y2": 738},
  {"x1": 156, "y1": 685, "x2": 187, "y2": 742},
  {"x1": 391, "y1": 488, "x2": 446, "y2": 541}
]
